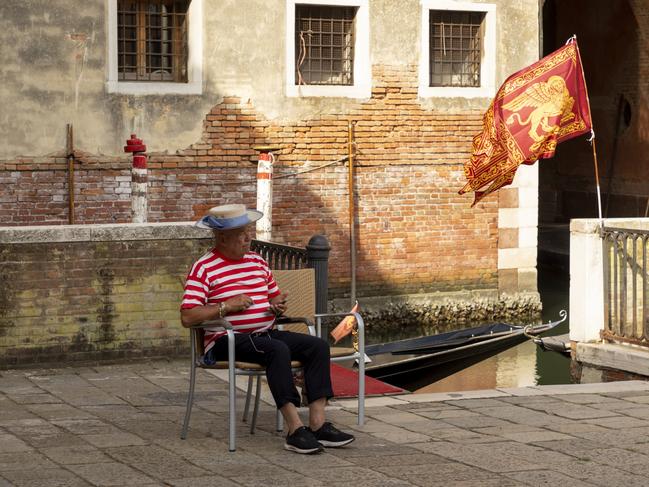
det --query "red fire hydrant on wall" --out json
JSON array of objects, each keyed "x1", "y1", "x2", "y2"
[{"x1": 124, "y1": 134, "x2": 148, "y2": 223}]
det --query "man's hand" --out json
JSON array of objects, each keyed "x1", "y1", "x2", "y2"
[
  {"x1": 225, "y1": 294, "x2": 253, "y2": 314},
  {"x1": 269, "y1": 293, "x2": 288, "y2": 316},
  {"x1": 179, "y1": 294, "x2": 253, "y2": 327}
]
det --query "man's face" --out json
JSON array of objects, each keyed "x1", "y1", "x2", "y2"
[{"x1": 216, "y1": 225, "x2": 252, "y2": 260}]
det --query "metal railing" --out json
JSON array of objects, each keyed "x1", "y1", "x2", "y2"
[
  {"x1": 251, "y1": 239, "x2": 308, "y2": 270},
  {"x1": 602, "y1": 226, "x2": 649, "y2": 346}
]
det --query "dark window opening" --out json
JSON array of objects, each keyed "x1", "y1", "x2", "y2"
[
  {"x1": 622, "y1": 97, "x2": 632, "y2": 130},
  {"x1": 295, "y1": 5, "x2": 356, "y2": 86},
  {"x1": 429, "y1": 10, "x2": 485, "y2": 87},
  {"x1": 118, "y1": 0, "x2": 189, "y2": 82}
]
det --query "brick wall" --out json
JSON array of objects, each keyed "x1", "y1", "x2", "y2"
[
  {"x1": 0, "y1": 66, "x2": 497, "y2": 297},
  {"x1": 0, "y1": 226, "x2": 211, "y2": 367}
]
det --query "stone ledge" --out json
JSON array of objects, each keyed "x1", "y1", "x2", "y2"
[
  {"x1": 576, "y1": 342, "x2": 649, "y2": 377},
  {"x1": 0, "y1": 222, "x2": 212, "y2": 243},
  {"x1": 570, "y1": 217, "x2": 649, "y2": 234},
  {"x1": 331, "y1": 291, "x2": 542, "y2": 333}
]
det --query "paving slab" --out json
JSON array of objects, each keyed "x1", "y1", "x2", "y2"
[
  {"x1": 1, "y1": 467, "x2": 92, "y2": 487},
  {"x1": 492, "y1": 429, "x2": 574, "y2": 443},
  {"x1": 496, "y1": 387, "x2": 549, "y2": 396},
  {"x1": 0, "y1": 361, "x2": 647, "y2": 487},
  {"x1": 523, "y1": 401, "x2": 621, "y2": 420},
  {"x1": 470, "y1": 404, "x2": 574, "y2": 427},
  {"x1": 374, "y1": 462, "x2": 504, "y2": 485},
  {"x1": 167, "y1": 477, "x2": 240, "y2": 487},
  {"x1": 399, "y1": 389, "x2": 510, "y2": 403},
  {"x1": 581, "y1": 415, "x2": 649, "y2": 429},
  {"x1": 622, "y1": 394, "x2": 649, "y2": 403},
  {"x1": 67, "y1": 462, "x2": 156, "y2": 486},
  {"x1": 0, "y1": 433, "x2": 32, "y2": 454},
  {"x1": 0, "y1": 452, "x2": 59, "y2": 471},
  {"x1": 25, "y1": 403, "x2": 97, "y2": 421},
  {"x1": 549, "y1": 393, "x2": 631, "y2": 404},
  {"x1": 504, "y1": 469, "x2": 595, "y2": 486},
  {"x1": 532, "y1": 381, "x2": 649, "y2": 394},
  {"x1": 551, "y1": 461, "x2": 649, "y2": 487},
  {"x1": 40, "y1": 445, "x2": 114, "y2": 465}
]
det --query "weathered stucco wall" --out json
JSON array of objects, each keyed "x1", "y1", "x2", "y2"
[{"x1": 1, "y1": 0, "x2": 539, "y2": 157}]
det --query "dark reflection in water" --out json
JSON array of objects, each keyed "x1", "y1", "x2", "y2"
[
  {"x1": 361, "y1": 265, "x2": 573, "y2": 393},
  {"x1": 534, "y1": 265, "x2": 572, "y2": 387}
]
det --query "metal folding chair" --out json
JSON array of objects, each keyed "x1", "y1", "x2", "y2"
[{"x1": 180, "y1": 268, "x2": 365, "y2": 452}]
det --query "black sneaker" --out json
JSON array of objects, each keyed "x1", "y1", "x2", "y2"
[
  {"x1": 284, "y1": 426, "x2": 324, "y2": 454},
  {"x1": 311, "y1": 422, "x2": 355, "y2": 448}
]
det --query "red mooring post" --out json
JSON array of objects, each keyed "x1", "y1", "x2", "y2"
[{"x1": 124, "y1": 134, "x2": 148, "y2": 223}]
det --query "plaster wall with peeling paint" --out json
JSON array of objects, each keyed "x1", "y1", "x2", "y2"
[{"x1": 0, "y1": 0, "x2": 539, "y2": 159}]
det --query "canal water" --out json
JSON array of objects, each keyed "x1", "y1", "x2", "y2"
[{"x1": 376, "y1": 266, "x2": 573, "y2": 394}]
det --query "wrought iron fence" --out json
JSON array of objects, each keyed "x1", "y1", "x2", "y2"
[
  {"x1": 251, "y1": 239, "x2": 308, "y2": 270},
  {"x1": 602, "y1": 226, "x2": 649, "y2": 346}
]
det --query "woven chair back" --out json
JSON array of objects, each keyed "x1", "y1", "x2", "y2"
[{"x1": 272, "y1": 268, "x2": 316, "y2": 334}]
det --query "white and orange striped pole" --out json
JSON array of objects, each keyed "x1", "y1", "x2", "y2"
[{"x1": 254, "y1": 148, "x2": 275, "y2": 241}]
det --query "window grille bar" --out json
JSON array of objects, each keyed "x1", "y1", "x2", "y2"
[
  {"x1": 117, "y1": 0, "x2": 188, "y2": 82},
  {"x1": 429, "y1": 10, "x2": 484, "y2": 88},
  {"x1": 295, "y1": 5, "x2": 356, "y2": 86}
]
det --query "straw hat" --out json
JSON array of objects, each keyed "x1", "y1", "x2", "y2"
[{"x1": 195, "y1": 204, "x2": 263, "y2": 230}]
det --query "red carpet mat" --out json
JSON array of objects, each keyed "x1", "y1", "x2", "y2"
[{"x1": 330, "y1": 363, "x2": 406, "y2": 398}]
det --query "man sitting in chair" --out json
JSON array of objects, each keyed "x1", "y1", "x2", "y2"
[{"x1": 180, "y1": 203, "x2": 355, "y2": 454}]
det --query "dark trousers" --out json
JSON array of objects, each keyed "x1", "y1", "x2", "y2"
[{"x1": 208, "y1": 330, "x2": 333, "y2": 409}]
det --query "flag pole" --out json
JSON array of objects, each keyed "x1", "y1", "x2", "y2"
[
  {"x1": 590, "y1": 131, "x2": 604, "y2": 230},
  {"x1": 347, "y1": 120, "x2": 357, "y2": 307},
  {"x1": 572, "y1": 36, "x2": 604, "y2": 233}
]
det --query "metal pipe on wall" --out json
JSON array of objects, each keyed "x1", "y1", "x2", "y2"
[
  {"x1": 66, "y1": 124, "x2": 75, "y2": 224},
  {"x1": 348, "y1": 120, "x2": 356, "y2": 306}
]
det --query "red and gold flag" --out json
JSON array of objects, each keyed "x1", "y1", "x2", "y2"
[{"x1": 459, "y1": 39, "x2": 592, "y2": 206}]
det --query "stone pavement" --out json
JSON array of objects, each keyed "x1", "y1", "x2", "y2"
[{"x1": 2, "y1": 360, "x2": 649, "y2": 487}]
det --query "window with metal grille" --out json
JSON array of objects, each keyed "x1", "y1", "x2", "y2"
[
  {"x1": 295, "y1": 5, "x2": 356, "y2": 86},
  {"x1": 429, "y1": 10, "x2": 485, "y2": 87},
  {"x1": 117, "y1": 0, "x2": 189, "y2": 82}
]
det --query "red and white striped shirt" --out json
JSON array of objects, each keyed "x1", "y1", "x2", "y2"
[{"x1": 181, "y1": 249, "x2": 280, "y2": 352}]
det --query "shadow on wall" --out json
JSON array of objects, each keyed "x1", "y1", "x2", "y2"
[{"x1": 146, "y1": 82, "x2": 498, "y2": 302}]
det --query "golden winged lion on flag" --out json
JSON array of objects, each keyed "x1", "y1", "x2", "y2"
[{"x1": 504, "y1": 75, "x2": 576, "y2": 150}]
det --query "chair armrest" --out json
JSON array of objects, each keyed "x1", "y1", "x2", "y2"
[
  {"x1": 276, "y1": 316, "x2": 316, "y2": 336},
  {"x1": 276, "y1": 316, "x2": 315, "y2": 327},
  {"x1": 189, "y1": 318, "x2": 233, "y2": 330}
]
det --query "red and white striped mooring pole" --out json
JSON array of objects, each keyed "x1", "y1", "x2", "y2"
[
  {"x1": 254, "y1": 147, "x2": 275, "y2": 241},
  {"x1": 124, "y1": 134, "x2": 147, "y2": 223}
]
